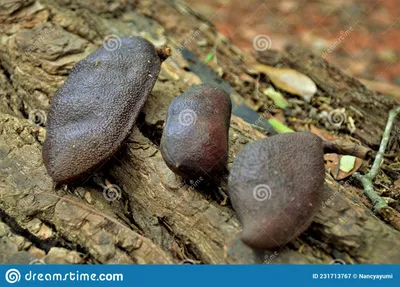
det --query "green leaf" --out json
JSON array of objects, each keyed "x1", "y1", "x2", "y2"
[
  {"x1": 204, "y1": 53, "x2": 214, "y2": 63},
  {"x1": 339, "y1": 155, "x2": 356, "y2": 173},
  {"x1": 268, "y1": 118, "x2": 294, "y2": 133},
  {"x1": 263, "y1": 87, "x2": 289, "y2": 109}
]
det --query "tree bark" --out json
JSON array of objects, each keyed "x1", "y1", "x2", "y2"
[{"x1": 0, "y1": 0, "x2": 399, "y2": 264}]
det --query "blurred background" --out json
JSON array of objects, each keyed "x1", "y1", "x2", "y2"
[{"x1": 185, "y1": 0, "x2": 399, "y2": 87}]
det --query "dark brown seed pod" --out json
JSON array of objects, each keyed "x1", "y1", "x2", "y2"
[
  {"x1": 160, "y1": 84, "x2": 232, "y2": 180},
  {"x1": 228, "y1": 132, "x2": 325, "y2": 250},
  {"x1": 43, "y1": 36, "x2": 166, "y2": 183}
]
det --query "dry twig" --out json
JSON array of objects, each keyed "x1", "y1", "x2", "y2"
[{"x1": 353, "y1": 106, "x2": 400, "y2": 212}]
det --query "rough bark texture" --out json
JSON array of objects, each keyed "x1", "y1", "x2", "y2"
[{"x1": 0, "y1": 0, "x2": 399, "y2": 264}]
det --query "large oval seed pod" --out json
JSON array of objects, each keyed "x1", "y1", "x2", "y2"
[
  {"x1": 228, "y1": 132, "x2": 325, "y2": 249},
  {"x1": 43, "y1": 36, "x2": 167, "y2": 183},
  {"x1": 160, "y1": 84, "x2": 232, "y2": 180}
]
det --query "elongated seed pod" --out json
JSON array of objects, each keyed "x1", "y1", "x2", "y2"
[{"x1": 43, "y1": 37, "x2": 165, "y2": 183}]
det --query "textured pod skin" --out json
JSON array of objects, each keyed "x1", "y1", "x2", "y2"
[
  {"x1": 228, "y1": 132, "x2": 325, "y2": 249},
  {"x1": 160, "y1": 84, "x2": 232, "y2": 179},
  {"x1": 43, "y1": 37, "x2": 161, "y2": 183}
]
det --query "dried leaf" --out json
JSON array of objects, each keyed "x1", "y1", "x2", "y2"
[
  {"x1": 325, "y1": 154, "x2": 340, "y2": 179},
  {"x1": 253, "y1": 64, "x2": 317, "y2": 102},
  {"x1": 325, "y1": 154, "x2": 363, "y2": 180}
]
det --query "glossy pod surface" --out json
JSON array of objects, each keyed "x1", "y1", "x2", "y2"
[
  {"x1": 43, "y1": 37, "x2": 161, "y2": 183},
  {"x1": 161, "y1": 84, "x2": 232, "y2": 180},
  {"x1": 228, "y1": 132, "x2": 325, "y2": 249}
]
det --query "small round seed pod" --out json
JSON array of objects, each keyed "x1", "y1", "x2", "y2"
[{"x1": 160, "y1": 84, "x2": 232, "y2": 180}]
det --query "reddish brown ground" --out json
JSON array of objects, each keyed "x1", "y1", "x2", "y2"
[{"x1": 186, "y1": 0, "x2": 399, "y2": 85}]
